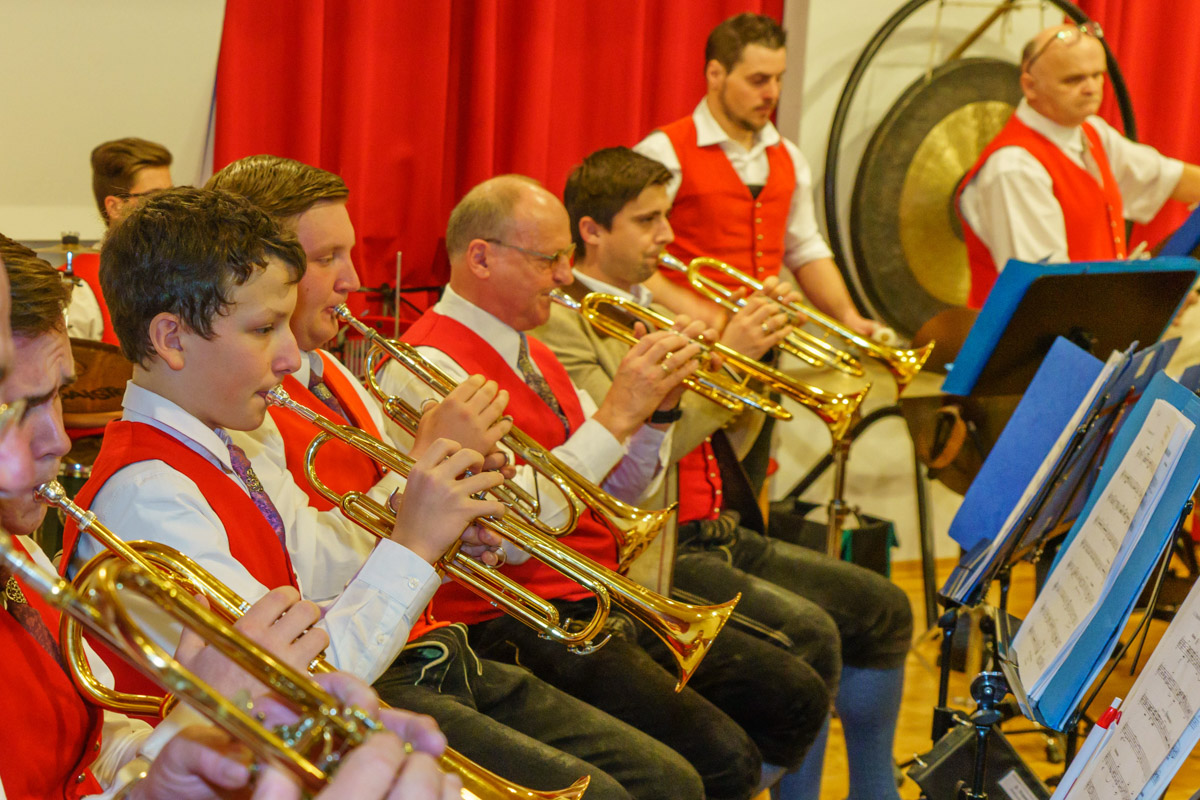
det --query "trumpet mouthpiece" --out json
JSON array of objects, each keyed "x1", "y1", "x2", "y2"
[
  {"x1": 36, "y1": 481, "x2": 67, "y2": 506},
  {"x1": 657, "y1": 252, "x2": 687, "y2": 272},
  {"x1": 548, "y1": 289, "x2": 581, "y2": 310},
  {"x1": 265, "y1": 385, "x2": 292, "y2": 407},
  {"x1": 333, "y1": 304, "x2": 353, "y2": 322}
]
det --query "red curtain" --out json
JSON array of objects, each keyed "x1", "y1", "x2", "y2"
[
  {"x1": 214, "y1": 0, "x2": 782, "y2": 320},
  {"x1": 1078, "y1": 0, "x2": 1200, "y2": 248}
]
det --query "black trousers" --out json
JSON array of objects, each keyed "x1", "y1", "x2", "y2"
[
  {"x1": 468, "y1": 597, "x2": 831, "y2": 800},
  {"x1": 373, "y1": 624, "x2": 703, "y2": 800}
]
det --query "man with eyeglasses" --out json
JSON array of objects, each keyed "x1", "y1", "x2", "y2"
[
  {"x1": 957, "y1": 22, "x2": 1200, "y2": 308},
  {"x1": 378, "y1": 174, "x2": 833, "y2": 800}
]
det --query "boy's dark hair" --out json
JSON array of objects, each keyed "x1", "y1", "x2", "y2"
[
  {"x1": 705, "y1": 12, "x2": 786, "y2": 72},
  {"x1": 563, "y1": 147, "x2": 672, "y2": 255},
  {"x1": 206, "y1": 154, "x2": 348, "y2": 223},
  {"x1": 0, "y1": 234, "x2": 70, "y2": 338},
  {"x1": 91, "y1": 137, "x2": 173, "y2": 222},
  {"x1": 100, "y1": 187, "x2": 307, "y2": 366}
]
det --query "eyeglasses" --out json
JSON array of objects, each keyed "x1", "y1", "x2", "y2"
[
  {"x1": 0, "y1": 398, "x2": 27, "y2": 438},
  {"x1": 484, "y1": 239, "x2": 576, "y2": 267},
  {"x1": 115, "y1": 187, "x2": 170, "y2": 200},
  {"x1": 1024, "y1": 21, "x2": 1104, "y2": 70}
]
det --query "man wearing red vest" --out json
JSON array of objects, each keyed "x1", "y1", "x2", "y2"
[
  {"x1": 0, "y1": 239, "x2": 455, "y2": 798},
  {"x1": 379, "y1": 174, "x2": 834, "y2": 800},
  {"x1": 957, "y1": 22, "x2": 1200, "y2": 309},
  {"x1": 209, "y1": 156, "x2": 703, "y2": 800},
  {"x1": 536, "y1": 146, "x2": 914, "y2": 800},
  {"x1": 634, "y1": 13, "x2": 877, "y2": 338}
]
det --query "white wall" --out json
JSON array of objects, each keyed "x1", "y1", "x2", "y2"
[{"x1": 0, "y1": 0, "x2": 224, "y2": 243}]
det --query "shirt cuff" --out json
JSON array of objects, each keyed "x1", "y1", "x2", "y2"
[
  {"x1": 357, "y1": 539, "x2": 440, "y2": 611},
  {"x1": 566, "y1": 418, "x2": 627, "y2": 482}
]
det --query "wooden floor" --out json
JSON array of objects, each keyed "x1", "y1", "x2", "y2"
[{"x1": 787, "y1": 557, "x2": 1200, "y2": 800}]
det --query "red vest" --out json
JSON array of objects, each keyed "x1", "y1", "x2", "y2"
[
  {"x1": 659, "y1": 115, "x2": 797, "y2": 292},
  {"x1": 676, "y1": 437, "x2": 724, "y2": 525},
  {"x1": 0, "y1": 538, "x2": 105, "y2": 800},
  {"x1": 268, "y1": 352, "x2": 387, "y2": 511},
  {"x1": 958, "y1": 115, "x2": 1127, "y2": 309},
  {"x1": 62, "y1": 420, "x2": 298, "y2": 716},
  {"x1": 61, "y1": 252, "x2": 120, "y2": 347},
  {"x1": 403, "y1": 311, "x2": 619, "y2": 625}
]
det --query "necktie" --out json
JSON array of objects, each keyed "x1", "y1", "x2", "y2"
[
  {"x1": 1, "y1": 565, "x2": 69, "y2": 673},
  {"x1": 516, "y1": 334, "x2": 570, "y2": 435},
  {"x1": 215, "y1": 428, "x2": 288, "y2": 546},
  {"x1": 307, "y1": 352, "x2": 349, "y2": 420}
]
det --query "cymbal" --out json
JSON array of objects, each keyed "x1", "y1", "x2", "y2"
[
  {"x1": 34, "y1": 242, "x2": 98, "y2": 254},
  {"x1": 850, "y1": 57, "x2": 1021, "y2": 336}
]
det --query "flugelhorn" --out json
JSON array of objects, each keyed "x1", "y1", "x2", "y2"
[
  {"x1": 337, "y1": 304, "x2": 674, "y2": 568},
  {"x1": 553, "y1": 290, "x2": 869, "y2": 442},
  {"x1": 266, "y1": 388, "x2": 738, "y2": 691},
  {"x1": 40, "y1": 482, "x2": 589, "y2": 800},
  {"x1": 659, "y1": 253, "x2": 934, "y2": 392}
]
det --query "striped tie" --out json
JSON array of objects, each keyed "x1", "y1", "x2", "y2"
[
  {"x1": 307, "y1": 352, "x2": 349, "y2": 420},
  {"x1": 516, "y1": 334, "x2": 570, "y2": 435},
  {"x1": 215, "y1": 428, "x2": 288, "y2": 546}
]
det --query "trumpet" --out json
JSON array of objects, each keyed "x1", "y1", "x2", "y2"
[
  {"x1": 337, "y1": 304, "x2": 673, "y2": 568},
  {"x1": 552, "y1": 290, "x2": 869, "y2": 442},
  {"x1": 659, "y1": 253, "x2": 934, "y2": 392},
  {"x1": 266, "y1": 387, "x2": 738, "y2": 691},
  {"x1": 40, "y1": 482, "x2": 589, "y2": 800}
]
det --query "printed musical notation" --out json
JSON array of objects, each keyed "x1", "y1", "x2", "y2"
[
  {"x1": 1013, "y1": 400, "x2": 1193, "y2": 693},
  {"x1": 1065, "y1": 576, "x2": 1200, "y2": 799}
]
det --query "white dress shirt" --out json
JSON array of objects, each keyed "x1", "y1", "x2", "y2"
[
  {"x1": 0, "y1": 536, "x2": 203, "y2": 800},
  {"x1": 376, "y1": 286, "x2": 669, "y2": 535},
  {"x1": 69, "y1": 381, "x2": 438, "y2": 684},
  {"x1": 65, "y1": 278, "x2": 105, "y2": 342},
  {"x1": 634, "y1": 99, "x2": 835, "y2": 272},
  {"x1": 959, "y1": 98, "x2": 1184, "y2": 271}
]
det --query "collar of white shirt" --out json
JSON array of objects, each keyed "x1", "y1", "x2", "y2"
[
  {"x1": 692, "y1": 98, "x2": 782, "y2": 154},
  {"x1": 573, "y1": 269, "x2": 655, "y2": 306},
  {"x1": 121, "y1": 380, "x2": 236, "y2": 474},
  {"x1": 1015, "y1": 97, "x2": 1090, "y2": 159},
  {"x1": 431, "y1": 284, "x2": 526, "y2": 370}
]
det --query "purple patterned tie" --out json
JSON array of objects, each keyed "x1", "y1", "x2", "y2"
[
  {"x1": 516, "y1": 334, "x2": 570, "y2": 436},
  {"x1": 1, "y1": 565, "x2": 69, "y2": 673},
  {"x1": 215, "y1": 428, "x2": 288, "y2": 546},
  {"x1": 307, "y1": 352, "x2": 349, "y2": 420}
]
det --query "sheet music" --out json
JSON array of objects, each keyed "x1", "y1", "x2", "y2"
[
  {"x1": 1013, "y1": 399, "x2": 1193, "y2": 692},
  {"x1": 1064, "y1": 573, "x2": 1200, "y2": 800},
  {"x1": 959, "y1": 351, "x2": 1125, "y2": 595}
]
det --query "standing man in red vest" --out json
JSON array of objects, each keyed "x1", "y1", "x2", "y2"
[
  {"x1": 634, "y1": 12, "x2": 878, "y2": 338},
  {"x1": 957, "y1": 22, "x2": 1200, "y2": 309}
]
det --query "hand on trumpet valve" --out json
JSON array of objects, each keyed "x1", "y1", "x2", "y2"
[
  {"x1": 595, "y1": 321, "x2": 706, "y2": 440},
  {"x1": 386, "y1": 438, "x2": 507, "y2": 566},
  {"x1": 721, "y1": 293, "x2": 792, "y2": 359},
  {"x1": 174, "y1": 586, "x2": 329, "y2": 705},
  {"x1": 410, "y1": 374, "x2": 513, "y2": 464},
  {"x1": 755, "y1": 275, "x2": 807, "y2": 323}
]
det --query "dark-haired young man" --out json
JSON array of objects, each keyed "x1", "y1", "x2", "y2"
[
  {"x1": 634, "y1": 12, "x2": 875, "y2": 339},
  {"x1": 535, "y1": 146, "x2": 913, "y2": 800}
]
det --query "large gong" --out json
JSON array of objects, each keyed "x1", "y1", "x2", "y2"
[
  {"x1": 824, "y1": 0, "x2": 1137, "y2": 338},
  {"x1": 851, "y1": 58, "x2": 1020, "y2": 334}
]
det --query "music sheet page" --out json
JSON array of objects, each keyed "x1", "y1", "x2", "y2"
[
  {"x1": 1013, "y1": 399, "x2": 1193, "y2": 693},
  {"x1": 1064, "y1": 575, "x2": 1200, "y2": 800},
  {"x1": 966, "y1": 351, "x2": 1124, "y2": 588}
]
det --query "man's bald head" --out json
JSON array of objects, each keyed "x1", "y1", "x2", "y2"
[
  {"x1": 1020, "y1": 23, "x2": 1107, "y2": 127},
  {"x1": 445, "y1": 175, "x2": 574, "y2": 331},
  {"x1": 445, "y1": 175, "x2": 546, "y2": 264}
]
